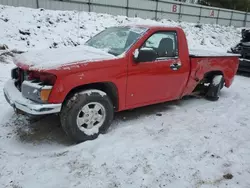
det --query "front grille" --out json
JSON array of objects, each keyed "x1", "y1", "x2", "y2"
[{"x1": 12, "y1": 68, "x2": 27, "y2": 91}]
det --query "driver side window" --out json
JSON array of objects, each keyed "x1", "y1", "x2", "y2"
[{"x1": 142, "y1": 32, "x2": 178, "y2": 58}]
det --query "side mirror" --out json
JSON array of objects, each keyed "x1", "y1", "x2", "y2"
[{"x1": 134, "y1": 48, "x2": 157, "y2": 63}]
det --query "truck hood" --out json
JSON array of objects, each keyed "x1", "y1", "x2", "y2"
[{"x1": 14, "y1": 45, "x2": 117, "y2": 70}]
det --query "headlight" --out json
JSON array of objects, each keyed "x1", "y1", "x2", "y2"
[{"x1": 21, "y1": 81, "x2": 53, "y2": 103}]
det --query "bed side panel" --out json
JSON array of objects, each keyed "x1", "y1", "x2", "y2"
[{"x1": 182, "y1": 56, "x2": 239, "y2": 96}]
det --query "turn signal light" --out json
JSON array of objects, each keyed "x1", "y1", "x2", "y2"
[{"x1": 40, "y1": 89, "x2": 52, "y2": 102}]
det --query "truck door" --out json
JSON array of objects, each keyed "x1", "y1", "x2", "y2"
[{"x1": 126, "y1": 31, "x2": 189, "y2": 108}]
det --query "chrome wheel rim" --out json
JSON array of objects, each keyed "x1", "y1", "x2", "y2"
[{"x1": 76, "y1": 102, "x2": 106, "y2": 134}]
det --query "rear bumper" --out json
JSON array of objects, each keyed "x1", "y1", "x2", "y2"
[
  {"x1": 238, "y1": 58, "x2": 250, "y2": 72},
  {"x1": 3, "y1": 79, "x2": 62, "y2": 115}
]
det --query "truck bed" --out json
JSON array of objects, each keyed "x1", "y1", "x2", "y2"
[
  {"x1": 181, "y1": 50, "x2": 240, "y2": 97},
  {"x1": 189, "y1": 48, "x2": 240, "y2": 58}
]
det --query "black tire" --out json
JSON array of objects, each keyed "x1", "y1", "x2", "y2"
[
  {"x1": 60, "y1": 89, "x2": 114, "y2": 143},
  {"x1": 220, "y1": 77, "x2": 225, "y2": 90},
  {"x1": 205, "y1": 75, "x2": 224, "y2": 101}
]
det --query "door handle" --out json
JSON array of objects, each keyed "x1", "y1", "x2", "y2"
[{"x1": 170, "y1": 62, "x2": 182, "y2": 70}]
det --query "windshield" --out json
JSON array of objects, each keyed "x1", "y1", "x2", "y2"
[{"x1": 85, "y1": 26, "x2": 148, "y2": 56}]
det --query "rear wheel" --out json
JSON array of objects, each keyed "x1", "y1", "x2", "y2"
[
  {"x1": 60, "y1": 89, "x2": 114, "y2": 143},
  {"x1": 205, "y1": 75, "x2": 224, "y2": 101}
]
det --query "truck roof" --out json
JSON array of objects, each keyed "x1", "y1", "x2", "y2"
[{"x1": 123, "y1": 24, "x2": 181, "y2": 30}]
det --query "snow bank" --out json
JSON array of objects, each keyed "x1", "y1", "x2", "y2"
[{"x1": 0, "y1": 5, "x2": 241, "y2": 54}]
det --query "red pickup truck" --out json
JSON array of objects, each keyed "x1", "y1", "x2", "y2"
[{"x1": 4, "y1": 25, "x2": 239, "y2": 142}]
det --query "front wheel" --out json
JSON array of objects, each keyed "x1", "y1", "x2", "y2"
[{"x1": 60, "y1": 89, "x2": 114, "y2": 143}]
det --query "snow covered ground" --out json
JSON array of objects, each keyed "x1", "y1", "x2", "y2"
[
  {"x1": 1, "y1": 5, "x2": 250, "y2": 188},
  {"x1": 0, "y1": 5, "x2": 241, "y2": 51}
]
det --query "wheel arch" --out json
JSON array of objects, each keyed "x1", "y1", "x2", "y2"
[
  {"x1": 63, "y1": 82, "x2": 119, "y2": 111},
  {"x1": 192, "y1": 70, "x2": 225, "y2": 93},
  {"x1": 203, "y1": 70, "x2": 224, "y2": 83}
]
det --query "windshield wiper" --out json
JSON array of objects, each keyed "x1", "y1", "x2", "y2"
[{"x1": 107, "y1": 50, "x2": 119, "y2": 56}]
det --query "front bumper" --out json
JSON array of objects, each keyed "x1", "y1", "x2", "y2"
[{"x1": 3, "y1": 79, "x2": 62, "y2": 115}]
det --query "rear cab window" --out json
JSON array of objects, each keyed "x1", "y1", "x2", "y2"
[{"x1": 141, "y1": 31, "x2": 178, "y2": 59}]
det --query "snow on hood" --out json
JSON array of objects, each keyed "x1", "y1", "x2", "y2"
[{"x1": 14, "y1": 45, "x2": 116, "y2": 70}]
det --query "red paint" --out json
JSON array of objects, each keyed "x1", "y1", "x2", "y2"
[
  {"x1": 16, "y1": 26, "x2": 239, "y2": 112},
  {"x1": 172, "y1": 5, "x2": 178, "y2": 13},
  {"x1": 210, "y1": 10, "x2": 215, "y2": 17},
  {"x1": 182, "y1": 56, "x2": 239, "y2": 96}
]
